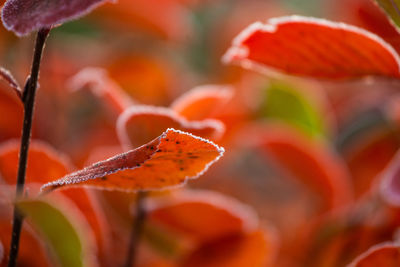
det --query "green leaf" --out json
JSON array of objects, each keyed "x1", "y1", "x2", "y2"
[
  {"x1": 17, "y1": 199, "x2": 85, "y2": 267},
  {"x1": 259, "y1": 81, "x2": 325, "y2": 138},
  {"x1": 374, "y1": 0, "x2": 400, "y2": 29}
]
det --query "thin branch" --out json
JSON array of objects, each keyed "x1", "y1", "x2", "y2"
[{"x1": 124, "y1": 191, "x2": 147, "y2": 267}]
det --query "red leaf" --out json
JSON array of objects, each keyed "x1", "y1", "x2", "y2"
[
  {"x1": 0, "y1": 84, "x2": 23, "y2": 142},
  {"x1": 344, "y1": 128, "x2": 400, "y2": 199},
  {"x1": 349, "y1": 242, "x2": 400, "y2": 267},
  {"x1": 181, "y1": 230, "x2": 273, "y2": 267},
  {"x1": 148, "y1": 190, "x2": 258, "y2": 243},
  {"x1": 1, "y1": 0, "x2": 113, "y2": 36},
  {"x1": 0, "y1": 67, "x2": 21, "y2": 98},
  {"x1": 0, "y1": 220, "x2": 52, "y2": 267},
  {"x1": 223, "y1": 16, "x2": 400, "y2": 79},
  {"x1": 93, "y1": 0, "x2": 190, "y2": 41},
  {"x1": 245, "y1": 124, "x2": 353, "y2": 211},
  {"x1": 117, "y1": 106, "x2": 225, "y2": 149},
  {"x1": 41, "y1": 129, "x2": 224, "y2": 193},
  {"x1": 170, "y1": 85, "x2": 234, "y2": 120}
]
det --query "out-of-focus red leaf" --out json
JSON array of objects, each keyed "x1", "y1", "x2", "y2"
[
  {"x1": 148, "y1": 190, "x2": 258, "y2": 244},
  {"x1": 69, "y1": 67, "x2": 134, "y2": 115},
  {"x1": 107, "y1": 56, "x2": 173, "y2": 106},
  {"x1": 1, "y1": 0, "x2": 113, "y2": 36},
  {"x1": 343, "y1": 128, "x2": 400, "y2": 198},
  {"x1": 348, "y1": 242, "x2": 400, "y2": 267},
  {"x1": 247, "y1": 124, "x2": 352, "y2": 211},
  {"x1": 181, "y1": 230, "x2": 273, "y2": 267},
  {"x1": 171, "y1": 85, "x2": 233, "y2": 121},
  {"x1": 223, "y1": 15, "x2": 400, "y2": 79},
  {"x1": 0, "y1": 140, "x2": 110, "y2": 264},
  {"x1": 0, "y1": 220, "x2": 52, "y2": 267},
  {"x1": 300, "y1": 214, "x2": 397, "y2": 267},
  {"x1": 117, "y1": 106, "x2": 225, "y2": 149},
  {"x1": 0, "y1": 67, "x2": 21, "y2": 98},
  {"x1": 41, "y1": 129, "x2": 224, "y2": 193},
  {"x1": 93, "y1": 0, "x2": 189, "y2": 40},
  {"x1": 0, "y1": 83, "x2": 23, "y2": 142},
  {"x1": 336, "y1": 0, "x2": 400, "y2": 54}
]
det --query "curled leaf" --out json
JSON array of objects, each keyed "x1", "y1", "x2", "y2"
[
  {"x1": 41, "y1": 129, "x2": 224, "y2": 193},
  {"x1": 17, "y1": 199, "x2": 88, "y2": 267},
  {"x1": 223, "y1": 15, "x2": 400, "y2": 79},
  {"x1": 0, "y1": 67, "x2": 21, "y2": 98},
  {"x1": 171, "y1": 85, "x2": 234, "y2": 120},
  {"x1": 117, "y1": 106, "x2": 225, "y2": 149},
  {"x1": 1, "y1": 0, "x2": 113, "y2": 36},
  {"x1": 348, "y1": 242, "x2": 400, "y2": 267}
]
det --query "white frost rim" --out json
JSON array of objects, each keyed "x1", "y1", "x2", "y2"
[
  {"x1": 117, "y1": 105, "x2": 225, "y2": 149},
  {"x1": 222, "y1": 15, "x2": 400, "y2": 77}
]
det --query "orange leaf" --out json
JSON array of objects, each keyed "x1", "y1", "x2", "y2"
[
  {"x1": 349, "y1": 243, "x2": 400, "y2": 267},
  {"x1": 107, "y1": 55, "x2": 172, "y2": 106},
  {"x1": 117, "y1": 106, "x2": 225, "y2": 149},
  {"x1": 170, "y1": 85, "x2": 233, "y2": 121},
  {"x1": 223, "y1": 16, "x2": 400, "y2": 79},
  {"x1": 148, "y1": 190, "x2": 258, "y2": 243},
  {"x1": 181, "y1": 230, "x2": 273, "y2": 267},
  {"x1": 41, "y1": 129, "x2": 224, "y2": 193}
]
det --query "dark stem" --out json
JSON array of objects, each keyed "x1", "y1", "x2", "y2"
[
  {"x1": 124, "y1": 191, "x2": 147, "y2": 267},
  {"x1": 8, "y1": 28, "x2": 50, "y2": 267}
]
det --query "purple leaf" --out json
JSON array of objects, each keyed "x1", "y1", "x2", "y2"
[
  {"x1": 1, "y1": 0, "x2": 113, "y2": 36},
  {"x1": 0, "y1": 67, "x2": 21, "y2": 98}
]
